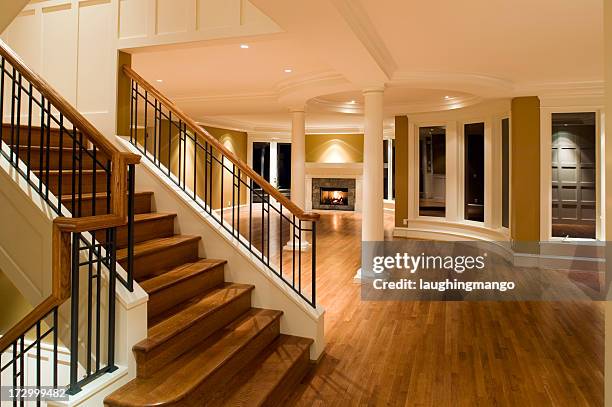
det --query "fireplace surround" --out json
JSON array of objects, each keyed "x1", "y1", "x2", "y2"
[{"x1": 312, "y1": 178, "x2": 356, "y2": 211}]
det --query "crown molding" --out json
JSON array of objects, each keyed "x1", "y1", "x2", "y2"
[
  {"x1": 390, "y1": 71, "x2": 514, "y2": 97},
  {"x1": 308, "y1": 93, "x2": 483, "y2": 115},
  {"x1": 198, "y1": 116, "x2": 394, "y2": 138},
  {"x1": 514, "y1": 80, "x2": 604, "y2": 97}
]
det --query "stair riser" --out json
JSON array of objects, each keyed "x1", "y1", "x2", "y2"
[
  {"x1": 116, "y1": 215, "x2": 175, "y2": 249},
  {"x1": 62, "y1": 193, "x2": 152, "y2": 217},
  {"x1": 1, "y1": 126, "x2": 73, "y2": 147},
  {"x1": 40, "y1": 171, "x2": 109, "y2": 195},
  {"x1": 14, "y1": 148, "x2": 108, "y2": 171},
  {"x1": 136, "y1": 290, "x2": 251, "y2": 379},
  {"x1": 261, "y1": 351, "x2": 310, "y2": 407},
  {"x1": 147, "y1": 265, "x2": 225, "y2": 320},
  {"x1": 180, "y1": 317, "x2": 281, "y2": 407},
  {"x1": 121, "y1": 240, "x2": 199, "y2": 280}
]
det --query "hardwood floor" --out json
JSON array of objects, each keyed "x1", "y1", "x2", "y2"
[{"x1": 273, "y1": 210, "x2": 604, "y2": 406}]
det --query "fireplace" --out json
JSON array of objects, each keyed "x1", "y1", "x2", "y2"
[
  {"x1": 321, "y1": 187, "x2": 349, "y2": 206},
  {"x1": 312, "y1": 178, "x2": 356, "y2": 211}
]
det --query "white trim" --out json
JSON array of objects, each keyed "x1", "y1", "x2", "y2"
[
  {"x1": 405, "y1": 102, "x2": 512, "y2": 240},
  {"x1": 539, "y1": 103, "x2": 604, "y2": 241}
]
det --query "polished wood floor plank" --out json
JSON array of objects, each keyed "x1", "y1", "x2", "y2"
[{"x1": 248, "y1": 210, "x2": 605, "y2": 407}]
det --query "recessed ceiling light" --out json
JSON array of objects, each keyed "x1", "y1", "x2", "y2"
[
  {"x1": 240, "y1": 44, "x2": 249, "y2": 49},
  {"x1": 348, "y1": 100, "x2": 356, "y2": 104},
  {"x1": 284, "y1": 68, "x2": 293, "y2": 73},
  {"x1": 156, "y1": 79, "x2": 163, "y2": 83},
  {"x1": 444, "y1": 95, "x2": 451, "y2": 99}
]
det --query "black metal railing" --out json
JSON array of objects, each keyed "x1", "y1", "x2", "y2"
[
  {"x1": 124, "y1": 66, "x2": 318, "y2": 308},
  {"x1": 0, "y1": 307, "x2": 59, "y2": 406},
  {"x1": 0, "y1": 40, "x2": 137, "y2": 401}
]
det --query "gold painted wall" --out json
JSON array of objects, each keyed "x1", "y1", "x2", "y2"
[
  {"x1": 394, "y1": 116, "x2": 409, "y2": 227},
  {"x1": 510, "y1": 96, "x2": 540, "y2": 249},
  {"x1": 0, "y1": 269, "x2": 32, "y2": 335},
  {"x1": 305, "y1": 134, "x2": 364, "y2": 163},
  {"x1": 138, "y1": 122, "x2": 248, "y2": 210}
]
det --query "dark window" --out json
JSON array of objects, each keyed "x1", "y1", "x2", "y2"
[
  {"x1": 501, "y1": 118, "x2": 510, "y2": 228},
  {"x1": 464, "y1": 123, "x2": 485, "y2": 222},
  {"x1": 277, "y1": 143, "x2": 291, "y2": 194},
  {"x1": 419, "y1": 126, "x2": 446, "y2": 217}
]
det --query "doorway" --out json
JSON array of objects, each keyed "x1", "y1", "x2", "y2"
[
  {"x1": 277, "y1": 143, "x2": 291, "y2": 199},
  {"x1": 252, "y1": 142, "x2": 270, "y2": 203},
  {"x1": 551, "y1": 112, "x2": 596, "y2": 239},
  {"x1": 251, "y1": 141, "x2": 292, "y2": 202}
]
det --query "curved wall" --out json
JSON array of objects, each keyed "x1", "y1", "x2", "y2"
[{"x1": 393, "y1": 99, "x2": 513, "y2": 242}]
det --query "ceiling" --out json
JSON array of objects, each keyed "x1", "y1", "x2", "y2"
[{"x1": 132, "y1": 0, "x2": 604, "y2": 134}]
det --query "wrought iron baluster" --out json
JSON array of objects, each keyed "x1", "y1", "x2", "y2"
[{"x1": 69, "y1": 233, "x2": 81, "y2": 395}]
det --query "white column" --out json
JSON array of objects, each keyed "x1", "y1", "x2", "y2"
[
  {"x1": 362, "y1": 88, "x2": 385, "y2": 242},
  {"x1": 285, "y1": 108, "x2": 309, "y2": 250},
  {"x1": 269, "y1": 141, "x2": 278, "y2": 188},
  {"x1": 355, "y1": 87, "x2": 385, "y2": 281},
  {"x1": 290, "y1": 109, "x2": 306, "y2": 209}
]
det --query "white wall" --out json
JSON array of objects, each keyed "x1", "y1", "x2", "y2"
[
  {"x1": 1, "y1": 0, "x2": 119, "y2": 137},
  {"x1": 1, "y1": 0, "x2": 280, "y2": 144},
  {"x1": 118, "y1": 0, "x2": 281, "y2": 49}
]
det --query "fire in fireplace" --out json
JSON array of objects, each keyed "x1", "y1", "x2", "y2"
[{"x1": 320, "y1": 187, "x2": 349, "y2": 206}]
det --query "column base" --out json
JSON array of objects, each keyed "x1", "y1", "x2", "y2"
[{"x1": 283, "y1": 240, "x2": 311, "y2": 252}]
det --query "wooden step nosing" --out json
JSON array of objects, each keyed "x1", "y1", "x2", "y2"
[
  {"x1": 135, "y1": 285, "x2": 255, "y2": 352},
  {"x1": 60, "y1": 191, "x2": 153, "y2": 202},
  {"x1": 143, "y1": 260, "x2": 226, "y2": 295},
  {"x1": 261, "y1": 339, "x2": 312, "y2": 406},
  {"x1": 188, "y1": 311, "x2": 282, "y2": 395},
  {"x1": 117, "y1": 236, "x2": 200, "y2": 261},
  {"x1": 105, "y1": 310, "x2": 282, "y2": 407},
  {"x1": 225, "y1": 336, "x2": 312, "y2": 407},
  {"x1": 167, "y1": 310, "x2": 283, "y2": 404}
]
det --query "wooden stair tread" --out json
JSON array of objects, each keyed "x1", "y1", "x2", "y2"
[
  {"x1": 116, "y1": 235, "x2": 200, "y2": 262},
  {"x1": 211, "y1": 334, "x2": 313, "y2": 406},
  {"x1": 14, "y1": 145, "x2": 100, "y2": 152},
  {"x1": 36, "y1": 169, "x2": 98, "y2": 174},
  {"x1": 132, "y1": 212, "x2": 176, "y2": 223},
  {"x1": 60, "y1": 191, "x2": 153, "y2": 202},
  {"x1": 104, "y1": 308, "x2": 283, "y2": 407},
  {"x1": 139, "y1": 258, "x2": 226, "y2": 295},
  {"x1": 140, "y1": 282, "x2": 254, "y2": 350}
]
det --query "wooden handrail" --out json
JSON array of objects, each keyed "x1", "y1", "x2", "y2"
[
  {"x1": 0, "y1": 40, "x2": 142, "y2": 351},
  {"x1": 0, "y1": 39, "x2": 139, "y2": 165},
  {"x1": 122, "y1": 65, "x2": 320, "y2": 222}
]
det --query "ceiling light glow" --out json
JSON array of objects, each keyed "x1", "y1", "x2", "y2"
[
  {"x1": 284, "y1": 68, "x2": 293, "y2": 73},
  {"x1": 348, "y1": 100, "x2": 356, "y2": 104},
  {"x1": 156, "y1": 79, "x2": 163, "y2": 83},
  {"x1": 240, "y1": 44, "x2": 249, "y2": 49}
]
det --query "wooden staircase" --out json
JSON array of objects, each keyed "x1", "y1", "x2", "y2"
[
  {"x1": 2, "y1": 125, "x2": 313, "y2": 406},
  {"x1": 105, "y1": 193, "x2": 313, "y2": 407}
]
